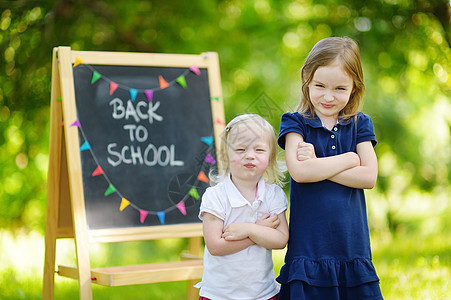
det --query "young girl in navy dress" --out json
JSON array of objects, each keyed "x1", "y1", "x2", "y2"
[
  {"x1": 196, "y1": 114, "x2": 289, "y2": 300},
  {"x1": 277, "y1": 37, "x2": 384, "y2": 299}
]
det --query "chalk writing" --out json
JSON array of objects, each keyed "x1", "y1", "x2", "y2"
[
  {"x1": 106, "y1": 97, "x2": 184, "y2": 168},
  {"x1": 109, "y1": 98, "x2": 163, "y2": 124}
]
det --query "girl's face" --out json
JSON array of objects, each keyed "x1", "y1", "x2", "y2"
[
  {"x1": 308, "y1": 59, "x2": 354, "y2": 123},
  {"x1": 227, "y1": 123, "x2": 270, "y2": 184}
]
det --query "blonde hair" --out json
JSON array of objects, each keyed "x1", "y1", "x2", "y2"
[
  {"x1": 210, "y1": 114, "x2": 283, "y2": 186},
  {"x1": 297, "y1": 37, "x2": 365, "y2": 120}
]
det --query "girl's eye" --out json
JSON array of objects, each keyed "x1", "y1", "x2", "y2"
[
  {"x1": 235, "y1": 148, "x2": 245, "y2": 152},
  {"x1": 256, "y1": 148, "x2": 266, "y2": 152}
]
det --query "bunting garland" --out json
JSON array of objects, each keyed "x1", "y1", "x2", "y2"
[
  {"x1": 74, "y1": 62, "x2": 204, "y2": 100},
  {"x1": 69, "y1": 60, "x2": 221, "y2": 225},
  {"x1": 71, "y1": 116, "x2": 216, "y2": 225}
]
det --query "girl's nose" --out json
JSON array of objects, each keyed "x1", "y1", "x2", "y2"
[
  {"x1": 324, "y1": 90, "x2": 334, "y2": 101},
  {"x1": 244, "y1": 150, "x2": 255, "y2": 159}
]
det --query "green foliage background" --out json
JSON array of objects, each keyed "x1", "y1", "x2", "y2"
[{"x1": 0, "y1": 0, "x2": 450, "y2": 299}]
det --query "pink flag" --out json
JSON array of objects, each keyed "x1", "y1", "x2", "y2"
[
  {"x1": 70, "y1": 120, "x2": 81, "y2": 127},
  {"x1": 176, "y1": 201, "x2": 187, "y2": 215},
  {"x1": 139, "y1": 210, "x2": 148, "y2": 223},
  {"x1": 145, "y1": 89, "x2": 153, "y2": 102},
  {"x1": 205, "y1": 153, "x2": 216, "y2": 164},
  {"x1": 120, "y1": 198, "x2": 130, "y2": 211},
  {"x1": 189, "y1": 65, "x2": 201, "y2": 75}
]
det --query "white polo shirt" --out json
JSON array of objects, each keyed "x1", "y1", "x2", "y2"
[{"x1": 195, "y1": 175, "x2": 288, "y2": 300}]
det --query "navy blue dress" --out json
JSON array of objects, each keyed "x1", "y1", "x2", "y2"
[{"x1": 277, "y1": 112, "x2": 383, "y2": 300}]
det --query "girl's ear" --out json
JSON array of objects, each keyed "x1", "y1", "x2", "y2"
[{"x1": 350, "y1": 82, "x2": 357, "y2": 97}]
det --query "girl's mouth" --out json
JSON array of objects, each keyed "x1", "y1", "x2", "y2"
[
  {"x1": 244, "y1": 163, "x2": 256, "y2": 168},
  {"x1": 321, "y1": 103, "x2": 335, "y2": 109}
]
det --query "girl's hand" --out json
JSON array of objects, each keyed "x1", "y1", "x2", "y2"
[
  {"x1": 256, "y1": 213, "x2": 280, "y2": 229},
  {"x1": 222, "y1": 223, "x2": 251, "y2": 241},
  {"x1": 297, "y1": 142, "x2": 316, "y2": 161}
]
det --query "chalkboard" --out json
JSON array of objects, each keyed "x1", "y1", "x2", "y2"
[{"x1": 72, "y1": 63, "x2": 217, "y2": 229}]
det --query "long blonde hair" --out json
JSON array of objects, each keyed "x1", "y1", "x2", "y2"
[
  {"x1": 210, "y1": 114, "x2": 283, "y2": 186},
  {"x1": 297, "y1": 37, "x2": 365, "y2": 120}
]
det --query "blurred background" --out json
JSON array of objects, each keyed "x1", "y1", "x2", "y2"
[{"x1": 0, "y1": 0, "x2": 449, "y2": 299}]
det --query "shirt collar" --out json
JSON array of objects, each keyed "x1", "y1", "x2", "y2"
[
  {"x1": 302, "y1": 112, "x2": 353, "y2": 128},
  {"x1": 225, "y1": 174, "x2": 266, "y2": 208}
]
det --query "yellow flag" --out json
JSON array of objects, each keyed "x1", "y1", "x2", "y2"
[{"x1": 120, "y1": 198, "x2": 130, "y2": 211}]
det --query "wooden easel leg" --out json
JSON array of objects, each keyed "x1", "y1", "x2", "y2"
[
  {"x1": 187, "y1": 280, "x2": 199, "y2": 300},
  {"x1": 187, "y1": 236, "x2": 202, "y2": 300},
  {"x1": 43, "y1": 49, "x2": 64, "y2": 300},
  {"x1": 56, "y1": 46, "x2": 94, "y2": 300},
  {"x1": 42, "y1": 225, "x2": 56, "y2": 300}
]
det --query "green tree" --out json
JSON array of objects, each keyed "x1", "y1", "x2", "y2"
[{"x1": 0, "y1": 0, "x2": 449, "y2": 232}]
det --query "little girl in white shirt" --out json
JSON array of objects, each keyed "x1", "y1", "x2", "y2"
[{"x1": 195, "y1": 114, "x2": 289, "y2": 300}]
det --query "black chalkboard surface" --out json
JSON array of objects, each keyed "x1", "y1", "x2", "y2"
[{"x1": 72, "y1": 64, "x2": 216, "y2": 229}]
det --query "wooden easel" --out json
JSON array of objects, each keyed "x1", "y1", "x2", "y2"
[{"x1": 43, "y1": 47, "x2": 224, "y2": 299}]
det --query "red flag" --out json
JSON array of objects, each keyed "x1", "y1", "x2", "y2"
[
  {"x1": 92, "y1": 165, "x2": 104, "y2": 176},
  {"x1": 110, "y1": 81, "x2": 118, "y2": 95}
]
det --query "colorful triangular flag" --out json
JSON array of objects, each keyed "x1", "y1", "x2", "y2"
[
  {"x1": 130, "y1": 88, "x2": 138, "y2": 102},
  {"x1": 157, "y1": 211, "x2": 165, "y2": 224},
  {"x1": 120, "y1": 198, "x2": 130, "y2": 211},
  {"x1": 189, "y1": 65, "x2": 201, "y2": 75},
  {"x1": 140, "y1": 210, "x2": 148, "y2": 223},
  {"x1": 92, "y1": 165, "x2": 104, "y2": 176},
  {"x1": 145, "y1": 89, "x2": 153, "y2": 102},
  {"x1": 91, "y1": 71, "x2": 101, "y2": 84},
  {"x1": 70, "y1": 120, "x2": 81, "y2": 127},
  {"x1": 80, "y1": 141, "x2": 91, "y2": 151},
  {"x1": 73, "y1": 56, "x2": 83, "y2": 67},
  {"x1": 176, "y1": 75, "x2": 187, "y2": 88},
  {"x1": 189, "y1": 187, "x2": 200, "y2": 200},
  {"x1": 110, "y1": 81, "x2": 118, "y2": 95},
  {"x1": 201, "y1": 136, "x2": 213, "y2": 146},
  {"x1": 198, "y1": 171, "x2": 209, "y2": 183},
  {"x1": 159, "y1": 75, "x2": 169, "y2": 89},
  {"x1": 104, "y1": 184, "x2": 117, "y2": 196},
  {"x1": 176, "y1": 201, "x2": 187, "y2": 215},
  {"x1": 205, "y1": 153, "x2": 216, "y2": 164}
]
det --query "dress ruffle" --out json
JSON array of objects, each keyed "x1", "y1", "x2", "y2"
[{"x1": 277, "y1": 257, "x2": 380, "y2": 288}]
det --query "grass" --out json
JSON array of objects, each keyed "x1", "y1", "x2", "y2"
[
  {"x1": 0, "y1": 232, "x2": 451, "y2": 300},
  {"x1": 0, "y1": 225, "x2": 449, "y2": 299},
  {"x1": 372, "y1": 231, "x2": 450, "y2": 299}
]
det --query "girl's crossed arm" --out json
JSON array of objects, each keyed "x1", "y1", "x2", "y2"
[
  {"x1": 328, "y1": 141, "x2": 378, "y2": 189},
  {"x1": 286, "y1": 132, "x2": 377, "y2": 189},
  {"x1": 222, "y1": 212, "x2": 289, "y2": 250},
  {"x1": 285, "y1": 132, "x2": 360, "y2": 183},
  {"x1": 202, "y1": 212, "x2": 255, "y2": 256}
]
